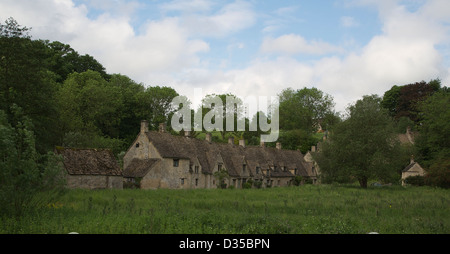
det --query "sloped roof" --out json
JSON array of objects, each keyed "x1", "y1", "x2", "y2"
[
  {"x1": 144, "y1": 131, "x2": 310, "y2": 178},
  {"x1": 56, "y1": 147, "x2": 122, "y2": 176},
  {"x1": 402, "y1": 161, "x2": 424, "y2": 173},
  {"x1": 123, "y1": 158, "x2": 160, "y2": 178}
]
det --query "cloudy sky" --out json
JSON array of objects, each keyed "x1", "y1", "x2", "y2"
[{"x1": 1, "y1": 0, "x2": 449, "y2": 113}]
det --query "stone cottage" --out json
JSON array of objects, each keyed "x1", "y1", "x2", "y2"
[
  {"x1": 401, "y1": 156, "x2": 426, "y2": 186},
  {"x1": 56, "y1": 147, "x2": 123, "y2": 189},
  {"x1": 122, "y1": 121, "x2": 316, "y2": 189}
]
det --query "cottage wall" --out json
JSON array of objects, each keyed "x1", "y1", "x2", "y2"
[
  {"x1": 66, "y1": 175, "x2": 123, "y2": 189},
  {"x1": 402, "y1": 163, "x2": 426, "y2": 186},
  {"x1": 123, "y1": 133, "x2": 162, "y2": 169}
]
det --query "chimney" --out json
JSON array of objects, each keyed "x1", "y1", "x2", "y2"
[
  {"x1": 159, "y1": 123, "x2": 166, "y2": 133},
  {"x1": 206, "y1": 132, "x2": 212, "y2": 143},
  {"x1": 410, "y1": 155, "x2": 415, "y2": 164},
  {"x1": 228, "y1": 136, "x2": 234, "y2": 145},
  {"x1": 140, "y1": 120, "x2": 149, "y2": 133},
  {"x1": 276, "y1": 142, "x2": 282, "y2": 150},
  {"x1": 239, "y1": 139, "x2": 245, "y2": 148},
  {"x1": 311, "y1": 146, "x2": 316, "y2": 152},
  {"x1": 260, "y1": 141, "x2": 265, "y2": 147}
]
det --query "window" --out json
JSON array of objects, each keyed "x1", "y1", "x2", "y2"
[
  {"x1": 256, "y1": 166, "x2": 260, "y2": 174},
  {"x1": 173, "y1": 159, "x2": 179, "y2": 167},
  {"x1": 195, "y1": 166, "x2": 199, "y2": 173},
  {"x1": 218, "y1": 163, "x2": 223, "y2": 171},
  {"x1": 135, "y1": 142, "x2": 139, "y2": 148},
  {"x1": 180, "y1": 178, "x2": 184, "y2": 185},
  {"x1": 195, "y1": 179, "x2": 199, "y2": 186},
  {"x1": 243, "y1": 164, "x2": 246, "y2": 172}
]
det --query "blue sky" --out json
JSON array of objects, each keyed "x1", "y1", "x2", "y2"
[{"x1": 1, "y1": 0, "x2": 449, "y2": 113}]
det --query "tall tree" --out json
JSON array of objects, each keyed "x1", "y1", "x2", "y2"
[
  {"x1": 313, "y1": 95, "x2": 402, "y2": 188},
  {"x1": 135, "y1": 86, "x2": 179, "y2": 131},
  {"x1": 278, "y1": 87, "x2": 335, "y2": 132},
  {"x1": 46, "y1": 40, "x2": 110, "y2": 83},
  {"x1": 0, "y1": 18, "x2": 60, "y2": 152},
  {"x1": 381, "y1": 79, "x2": 440, "y2": 122}
]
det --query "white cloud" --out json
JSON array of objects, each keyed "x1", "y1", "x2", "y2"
[
  {"x1": 1, "y1": 0, "x2": 448, "y2": 115},
  {"x1": 260, "y1": 34, "x2": 344, "y2": 56},
  {"x1": 340, "y1": 16, "x2": 359, "y2": 27},
  {"x1": 179, "y1": 0, "x2": 256, "y2": 38}
]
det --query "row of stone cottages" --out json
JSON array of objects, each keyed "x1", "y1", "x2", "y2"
[
  {"x1": 56, "y1": 121, "x2": 425, "y2": 189},
  {"x1": 56, "y1": 120, "x2": 319, "y2": 189}
]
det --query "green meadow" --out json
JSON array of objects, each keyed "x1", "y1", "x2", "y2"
[{"x1": 2, "y1": 185, "x2": 449, "y2": 234}]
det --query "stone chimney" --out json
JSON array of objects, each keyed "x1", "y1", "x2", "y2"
[
  {"x1": 239, "y1": 139, "x2": 245, "y2": 148},
  {"x1": 410, "y1": 155, "x2": 415, "y2": 164},
  {"x1": 228, "y1": 136, "x2": 234, "y2": 145},
  {"x1": 159, "y1": 123, "x2": 166, "y2": 133},
  {"x1": 276, "y1": 142, "x2": 282, "y2": 150},
  {"x1": 140, "y1": 120, "x2": 149, "y2": 133},
  {"x1": 206, "y1": 132, "x2": 212, "y2": 143}
]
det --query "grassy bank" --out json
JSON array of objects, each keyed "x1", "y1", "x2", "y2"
[{"x1": 1, "y1": 185, "x2": 449, "y2": 234}]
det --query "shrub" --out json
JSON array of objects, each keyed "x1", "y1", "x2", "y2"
[{"x1": 404, "y1": 175, "x2": 426, "y2": 186}]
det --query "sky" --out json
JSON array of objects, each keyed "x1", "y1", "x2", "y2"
[{"x1": 1, "y1": 0, "x2": 449, "y2": 114}]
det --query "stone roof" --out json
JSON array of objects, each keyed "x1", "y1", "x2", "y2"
[
  {"x1": 123, "y1": 158, "x2": 160, "y2": 178},
  {"x1": 56, "y1": 147, "x2": 122, "y2": 176},
  {"x1": 144, "y1": 131, "x2": 311, "y2": 178}
]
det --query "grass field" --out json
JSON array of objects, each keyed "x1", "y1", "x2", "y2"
[{"x1": 1, "y1": 185, "x2": 449, "y2": 234}]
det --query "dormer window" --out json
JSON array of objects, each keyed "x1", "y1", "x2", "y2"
[
  {"x1": 218, "y1": 163, "x2": 223, "y2": 171},
  {"x1": 243, "y1": 164, "x2": 247, "y2": 172}
]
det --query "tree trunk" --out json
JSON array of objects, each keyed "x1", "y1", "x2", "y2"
[{"x1": 359, "y1": 177, "x2": 368, "y2": 188}]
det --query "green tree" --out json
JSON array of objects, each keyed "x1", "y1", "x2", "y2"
[
  {"x1": 278, "y1": 87, "x2": 335, "y2": 132},
  {"x1": 0, "y1": 108, "x2": 65, "y2": 217},
  {"x1": 415, "y1": 90, "x2": 450, "y2": 188},
  {"x1": 381, "y1": 79, "x2": 440, "y2": 122},
  {"x1": 46, "y1": 40, "x2": 110, "y2": 83},
  {"x1": 313, "y1": 95, "x2": 402, "y2": 188},
  {"x1": 200, "y1": 93, "x2": 244, "y2": 140},
  {"x1": 0, "y1": 18, "x2": 60, "y2": 153},
  {"x1": 136, "y1": 86, "x2": 179, "y2": 131}
]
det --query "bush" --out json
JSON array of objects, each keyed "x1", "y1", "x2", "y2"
[
  {"x1": 425, "y1": 156, "x2": 450, "y2": 189},
  {"x1": 404, "y1": 175, "x2": 426, "y2": 186},
  {"x1": 293, "y1": 176, "x2": 303, "y2": 186}
]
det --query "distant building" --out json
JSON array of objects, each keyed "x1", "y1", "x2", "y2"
[
  {"x1": 401, "y1": 156, "x2": 426, "y2": 186},
  {"x1": 56, "y1": 147, "x2": 123, "y2": 189},
  {"x1": 122, "y1": 121, "x2": 317, "y2": 189}
]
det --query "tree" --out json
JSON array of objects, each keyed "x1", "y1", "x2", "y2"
[
  {"x1": 415, "y1": 90, "x2": 450, "y2": 188},
  {"x1": 0, "y1": 108, "x2": 65, "y2": 217},
  {"x1": 46, "y1": 40, "x2": 110, "y2": 83},
  {"x1": 56, "y1": 71, "x2": 126, "y2": 154},
  {"x1": 381, "y1": 79, "x2": 440, "y2": 122},
  {"x1": 313, "y1": 95, "x2": 402, "y2": 188},
  {"x1": 135, "y1": 86, "x2": 179, "y2": 131},
  {"x1": 278, "y1": 87, "x2": 335, "y2": 133},
  {"x1": 0, "y1": 18, "x2": 60, "y2": 153},
  {"x1": 200, "y1": 93, "x2": 244, "y2": 140}
]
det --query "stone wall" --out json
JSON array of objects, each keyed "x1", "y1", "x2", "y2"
[{"x1": 66, "y1": 175, "x2": 123, "y2": 189}]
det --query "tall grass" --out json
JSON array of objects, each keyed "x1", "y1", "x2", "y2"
[{"x1": 1, "y1": 185, "x2": 449, "y2": 234}]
